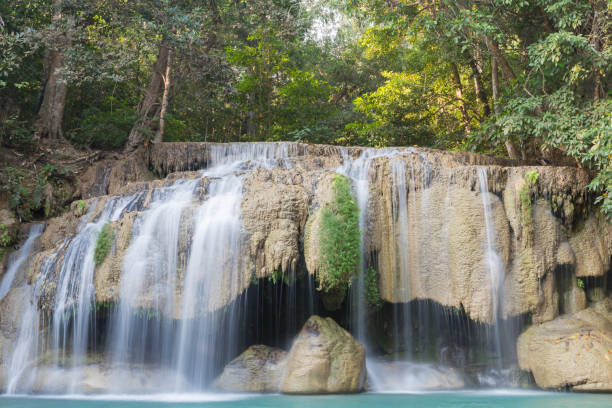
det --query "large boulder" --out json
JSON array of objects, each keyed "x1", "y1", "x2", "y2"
[
  {"x1": 281, "y1": 315, "x2": 366, "y2": 394},
  {"x1": 517, "y1": 298, "x2": 612, "y2": 391},
  {"x1": 213, "y1": 345, "x2": 287, "y2": 392}
]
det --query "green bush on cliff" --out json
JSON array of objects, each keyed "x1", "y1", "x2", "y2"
[
  {"x1": 318, "y1": 174, "x2": 361, "y2": 293},
  {"x1": 365, "y1": 266, "x2": 383, "y2": 310},
  {"x1": 94, "y1": 223, "x2": 114, "y2": 265}
]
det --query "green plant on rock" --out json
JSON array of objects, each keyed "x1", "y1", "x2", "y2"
[
  {"x1": 94, "y1": 223, "x2": 114, "y2": 265},
  {"x1": 318, "y1": 174, "x2": 361, "y2": 294},
  {"x1": 0, "y1": 224, "x2": 14, "y2": 247},
  {"x1": 519, "y1": 171, "x2": 539, "y2": 244},
  {"x1": 577, "y1": 278, "x2": 585, "y2": 289},
  {"x1": 75, "y1": 200, "x2": 88, "y2": 216},
  {"x1": 364, "y1": 266, "x2": 383, "y2": 310},
  {"x1": 268, "y1": 268, "x2": 289, "y2": 285}
]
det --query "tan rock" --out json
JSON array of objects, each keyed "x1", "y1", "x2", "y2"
[
  {"x1": 517, "y1": 298, "x2": 612, "y2": 391},
  {"x1": 213, "y1": 345, "x2": 287, "y2": 392},
  {"x1": 569, "y1": 215, "x2": 612, "y2": 278},
  {"x1": 281, "y1": 315, "x2": 366, "y2": 394}
]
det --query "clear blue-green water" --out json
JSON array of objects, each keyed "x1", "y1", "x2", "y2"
[{"x1": 1, "y1": 392, "x2": 611, "y2": 408}]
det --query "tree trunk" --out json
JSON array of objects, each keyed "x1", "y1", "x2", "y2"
[
  {"x1": 469, "y1": 57, "x2": 490, "y2": 117},
  {"x1": 487, "y1": 39, "x2": 516, "y2": 81},
  {"x1": 450, "y1": 63, "x2": 471, "y2": 134},
  {"x1": 154, "y1": 49, "x2": 173, "y2": 144},
  {"x1": 35, "y1": 0, "x2": 72, "y2": 139},
  {"x1": 125, "y1": 45, "x2": 169, "y2": 152},
  {"x1": 491, "y1": 56, "x2": 500, "y2": 113}
]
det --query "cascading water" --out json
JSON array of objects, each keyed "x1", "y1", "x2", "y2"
[
  {"x1": 1, "y1": 224, "x2": 44, "y2": 393},
  {"x1": 476, "y1": 168, "x2": 507, "y2": 382},
  {"x1": 337, "y1": 148, "x2": 378, "y2": 343},
  {"x1": 51, "y1": 194, "x2": 144, "y2": 392},
  {"x1": 0, "y1": 224, "x2": 44, "y2": 301},
  {"x1": 0, "y1": 142, "x2": 524, "y2": 396},
  {"x1": 106, "y1": 143, "x2": 299, "y2": 392}
]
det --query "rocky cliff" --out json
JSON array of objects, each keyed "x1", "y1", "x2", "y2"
[{"x1": 6, "y1": 142, "x2": 610, "y2": 322}]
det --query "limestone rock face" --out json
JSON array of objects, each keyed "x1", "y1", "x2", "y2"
[
  {"x1": 242, "y1": 169, "x2": 311, "y2": 279},
  {"x1": 78, "y1": 152, "x2": 153, "y2": 199},
  {"x1": 213, "y1": 345, "x2": 287, "y2": 392},
  {"x1": 281, "y1": 315, "x2": 366, "y2": 394},
  {"x1": 29, "y1": 362, "x2": 191, "y2": 394},
  {"x1": 16, "y1": 142, "x2": 612, "y2": 326},
  {"x1": 517, "y1": 298, "x2": 612, "y2": 391}
]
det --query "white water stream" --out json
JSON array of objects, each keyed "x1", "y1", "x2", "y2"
[{"x1": 0, "y1": 224, "x2": 44, "y2": 301}]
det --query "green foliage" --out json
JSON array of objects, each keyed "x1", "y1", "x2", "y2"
[
  {"x1": 1, "y1": 0, "x2": 609, "y2": 219},
  {"x1": 226, "y1": 30, "x2": 336, "y2": 141},
  {"x1": 318, "y1": 174, "x2": 361, "y2": 293},
  {"x1": 67, "y1": 101, "x2": 135, "y2": 149},
  {"x1": 576, "y1": 278, "x2": 585, "y2": 289},
  {"x1": 0, "y1": 224, "x2": 16, "y2": 247},
  {"x1": 77, "y1": 200, "x2": 86, "y2": 212},
  {"x1": 268, "y1": 268, "x2": 290, "y2": 285},
  {"x1": 525, "y1": 171, "x2": 539, "y2": 186},
  {"x1": 0, "y1": 116, "x2": 34, "y2": 150},
  {"x1": 1, "y1": 166, "x2": 42, "y2": 221},
  {"x1": 364, "y1": 266, "x2": 383, "y2": 310},
  {"x1": 94, "y1": 223, "x2": 114, "y2": 266}
]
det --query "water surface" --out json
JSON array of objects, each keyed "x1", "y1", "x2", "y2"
[{"x1": 2, "y1": 391, "x2": 610, "y2": 408}]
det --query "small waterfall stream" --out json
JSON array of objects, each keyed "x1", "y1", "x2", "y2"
[
  {"x1": 477, "y1": 168, "x2": 505, "y2": 373},
  {"x1": 0, "y1": 224, "x2": 44, "y2": 301}
]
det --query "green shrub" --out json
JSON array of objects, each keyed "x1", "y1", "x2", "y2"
[
  {"x1": 318, "y1": 174, "x2": 361, "y2": 293},
  {"x1": 525, "y1": 170, "x2": 539, "y2": 186},
  {"x1": 1, "y1": 164, "x2": 74, "y2": 221},
  {"x1": 364, "y1": 266, "x2": 383, "y2": 310},
  {"x1": 577, "y1": 278, "x2": 584, "y2": 289},
  {"x1": 0, "y1": 116, "x2": 34, "y2": 150},
  {"x1": 0, "y1": 223, "x2": 15, "y2": 247},
  {"x1": 68, "y1": 104, "x2": 135, "y2": 149},
  {"x1": 94, "y1": 223, "x2": 114, "y2": 265}
]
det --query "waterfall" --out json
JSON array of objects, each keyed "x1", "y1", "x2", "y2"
[
  {"x1": 477, "y1": 168, "x2": 505, "y2": 366},
  {"x1": 109, "y1": 179, "x2": 198, "y2": 390},
  {"x1": 0, "y1": 224, "x2": 44, "y2": 301},
  {"x1": 50, "y1": 194, "x2": 144, "y2": 392},
  {"x1": 106, "y1": 143, "x2": 297, "y2": 392},
  {"x1": 337, "y1": 148, "x2": 376, "y2": 344},
  {"x1": 0, "y1": 143, "x2": 523, "y2": 395}
]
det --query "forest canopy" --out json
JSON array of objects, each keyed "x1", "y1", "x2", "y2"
[{"x1": 0, "y1": 0, "x2": 610, "y2": 216}]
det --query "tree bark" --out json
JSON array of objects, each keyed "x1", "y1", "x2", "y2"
[
  {"x1": 487, "y1": 39, "x2": 516, "y2": 81},
  {"x1": 125, "y1": 45, "x2": 169, "y2": 152},
  {"x1": 450, "y1": 63, "x2": 471, "y2": 134},
  {"x1": 469, "y1": 56, "x2": 490, "y2": 118},
  {"x1": 154, "y1": 49, "x2": 173, "y2": 144},
  {"x1": 35, "y1": 0, "x2": 72, "y2": 139},
  {"x1": 491, "y1": 56, "x2": 500, "y2": 113}
]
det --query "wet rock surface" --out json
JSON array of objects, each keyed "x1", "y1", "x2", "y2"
[
  {"x1": 213, "y1": 345, "x2": 287, "y2": 392},
  {"x1": 281, "y1": 315, "x2": 366, "y2": 394},
  {"x1": 517, "y1": 298, "x2": 612, "y2": 391}
]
